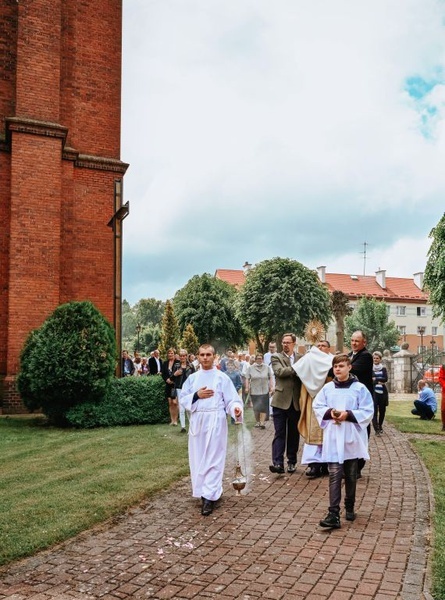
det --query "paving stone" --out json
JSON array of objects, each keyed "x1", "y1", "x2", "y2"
[{"x1": 0, "y1": 415, "x2": 433, "y2": 599}]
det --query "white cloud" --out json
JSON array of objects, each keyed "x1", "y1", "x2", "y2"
[{"x1": 121, "y1": 0, "x2": 445, "y2": 303}]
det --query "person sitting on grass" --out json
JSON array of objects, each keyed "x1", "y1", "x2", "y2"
[
  {"x1": 313, "y1": 353, "x2": 374, "y2": 529},
  {"x1": 411, "y1": 380, "x2": 437, "y2": 421}
]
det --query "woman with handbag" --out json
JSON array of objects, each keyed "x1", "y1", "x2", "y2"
[
  {"x1": 246, "y1": 353, "x2": 274, "y2": 429},
  {"x1": 162, "y1": 348, "x2": 181, "y2": 426}
]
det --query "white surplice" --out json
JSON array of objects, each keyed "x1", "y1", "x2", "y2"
[
  {"x1": 179, "y1": 368, "x2": 243, "y2": 501},
  {"x1": 313, "y1": 380, "x2": 373, "y2": 464}
]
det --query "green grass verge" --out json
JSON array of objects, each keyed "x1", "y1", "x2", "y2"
[
  {"x1": 0, "y1": 416, "x2": 189, "y2": 566},
  {"x1": 386, "y1": 400, "x2": 444, "y2": 599}
]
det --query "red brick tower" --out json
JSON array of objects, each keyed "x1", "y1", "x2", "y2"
[{"x1": 0, "y1": 0, "x2": 128, "y2": 412}]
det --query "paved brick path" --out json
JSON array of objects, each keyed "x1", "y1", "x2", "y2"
[{"x1": 0, "y1": 422, "x2": 433, "y2": 600}]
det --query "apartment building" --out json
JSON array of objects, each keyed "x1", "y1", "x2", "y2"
[{"x1": 215, "y1": 265, "x2": 443, "y2": 354}]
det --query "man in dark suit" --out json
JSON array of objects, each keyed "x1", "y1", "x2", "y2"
[
  {"x1": 348, "y1": 330, "x2": 374, "y2": 477},
  {"x1": 269, "y1": 333, "x2": 302, "y2": 474},
  {"x1": 349, "y1": 331, "x2": 374, "y2": 396},
  {"x1": 148, "y1": 349, "x2": 163, "y2": 375}
]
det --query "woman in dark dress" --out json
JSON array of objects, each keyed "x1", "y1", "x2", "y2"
[
  {"x1": 162, "y1": 348, "x2": 180, "y2": 426},
  {"x1": 372, "y1": 351, "x2": 388, "y2": 434},
  {"x1": 174, "y1": 349, "x2": 195, "y2": 433}
]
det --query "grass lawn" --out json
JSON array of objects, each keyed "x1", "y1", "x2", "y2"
[
  {"x1": 386, "y1": 400, "x2": 444, "y2": 599},
  {"x1": 0, "y1": 416, "x2": 190, "y2": 566}
]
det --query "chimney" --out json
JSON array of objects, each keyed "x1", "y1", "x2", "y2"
[
  {"x1": 375, "y1": 269, "x2": 386, "y2": 289},
  {"x1": 413, "y1": 272, "x2": 424, "y2": 289},
  {"x1": 317, "y1": 265, "x2": 326, "y2": 284},
  {"x1": 242, "y1": 261, "x2": 252, "y2": 272}
]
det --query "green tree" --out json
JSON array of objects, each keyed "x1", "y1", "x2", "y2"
[
  {"x1": 159, "y1": 300, "x2": 180, "y2": 356},
  {"x1": 180, "y1": 323, "x2": 200, "y2": 355},
  {"x1": 141, "y1": 323, "x2": 161, "y2": 354},
  {"x1": 424, "y1": 212, "x2": 445, "y2": 320},
  {"x1": 134, "y1": 298, "x2": 165, "y2": 327},
  {"x1": 236, "y1": 257, "x2": 332, "y2": 352},
  {"x1": 173, "y1": 274, "x2": 248, "y2": 352},
  {"x1": 345, "y1": 296, "x2": 400, "y2": 352},
  {"x1": 331, "y1": 290, "x2": 353, "y2": 352},
  {"x1": 17, "y1": 301, "x2": 117, "y2": 426},
  {"x1": 122, "y1": 299, "x2": 137, "y2": 345}
]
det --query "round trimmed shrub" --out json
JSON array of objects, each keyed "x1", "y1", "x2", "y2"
[{"x1": 17, "y1": 301, "x2": 117, "y2": 425}]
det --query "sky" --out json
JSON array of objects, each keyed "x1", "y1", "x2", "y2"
[{"x1": 121, "y1": 0, "x2": 445, "y2": 305}]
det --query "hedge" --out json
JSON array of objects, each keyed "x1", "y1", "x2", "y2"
[{"x1": 66, "y1": 376, "x2": 169, "y2": 428}]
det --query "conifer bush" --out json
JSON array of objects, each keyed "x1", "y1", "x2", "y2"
[{"x1": 17, "y1": 301, "x2": 117, "y2": 426}]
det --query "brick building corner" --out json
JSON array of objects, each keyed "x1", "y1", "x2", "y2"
[{"x1": 0, "y1": 0, "x2": 129, "y2": 413}]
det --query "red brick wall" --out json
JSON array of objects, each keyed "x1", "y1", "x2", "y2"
[
  {"x1": 60, "y1": 0, "x2": 122, "y2": 157},
  {"x1": 0, "y1": 1, "x2": 18, "y2": 126},
  {"x1": 0, "y1": 0, "x2": 128, "y2": 413}
]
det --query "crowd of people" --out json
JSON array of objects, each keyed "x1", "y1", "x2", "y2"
[{"x1": 121, "y1": 333, "x2": 443, "y2": 522}]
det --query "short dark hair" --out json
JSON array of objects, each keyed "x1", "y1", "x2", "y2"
[
  {"x1": 317, "y1": 339, "x2": 330, "y2": 348},
  {"x1": 282, "y1": 333, "x2": 296, "y2": 343},
  {"x1": 199, "y1": 343, "x2": 215, "y2": 355}
]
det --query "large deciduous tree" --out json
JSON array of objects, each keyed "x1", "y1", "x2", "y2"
[
  {"x1": 237, "y1": 257, "x2": 332, "y2": 352},
  {"x1": 134, "y1": 298, "x2": 165, "y2": 327},
  {"x1": 173, "y1": 274, "x2": 248, "y2": 352},
  {"x1": 345, "y1": 296, "x2": 400, "y2": 352},
  {"x1": 424, "y1": 212, "x2": 445, "y2": 320}
]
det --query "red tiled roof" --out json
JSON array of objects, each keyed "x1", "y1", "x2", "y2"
[
  {"x1": 215, "y1": 268, "x2": 428, "y2": 302},
  {"x1": 215, "y1": 269, "x2": 246, "y2": 288},
  {"x1": 324, "y1": 273, "x2": 428, "y2": 302}
]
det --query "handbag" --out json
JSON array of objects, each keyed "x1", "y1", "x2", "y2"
[{"x1": 170, "y1": 387, "x2": 177, "y2": 399}]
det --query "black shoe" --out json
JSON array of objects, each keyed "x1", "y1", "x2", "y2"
[
  {"x1": 306, "y1": 466, "x2": 322, "y2": 478},
  {"x1": 321, "y1": 465, "x2": 329, "y2": 476},
  {"x1": 345, "y1": 511, "x2": 356, "y2": 521},
  {"x1": 319, "y1": 512, "x2": 341, "y2": 529},
  {"x1": 356, "y1": 471, "x2": 362, "y2": 479},
  {"x1": 180, "y1": 427, "x2": 187, "y2": 433},
  {"x1": 287, "y1": 463, "x2": 296, "y2": 473},
  {"x1": 269, "y1": 464, "x2": 285, "y2": 474},
  {"x1": 379, "y1": 428, "x2": 383, "y2": 434},
  {"x1": 201, "y1": 498, "x2": 214, "y2": 516}
]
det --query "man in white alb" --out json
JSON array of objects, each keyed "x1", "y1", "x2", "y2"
[{"x1": 179, "y1": 344, "x2": 243, "y2": 516}]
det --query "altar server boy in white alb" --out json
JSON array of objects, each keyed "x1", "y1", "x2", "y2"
[
  {"x1": 179, "y1": 344, "x2": 243, "y2": 517},
  {"x1": 313, "y1": 353, "x2": 373, "y2": 529}
]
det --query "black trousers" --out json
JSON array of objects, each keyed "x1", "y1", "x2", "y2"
[
  {"x1": 412, "y1": 400, "x2": 435, "y2": 420},
  {"x1": 328, "y1": 459, "x2": 358, "y2": 514},
  {"x1": 372, "y1": 391, "x2": 388, "y2": 431},
  {"x1": 271, "y1": 404, "x2": 300, "y2": 466}
]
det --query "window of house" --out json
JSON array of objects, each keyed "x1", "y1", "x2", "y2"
[
  {"x1": 432, "y1": 326, "x2": 438, "y2": 336},
  {"x1": 396, "y1": 306, "x2": 406, "y2": 316},
  {"x1": 397, "y1": 325, "x2": 406, "y2": 335},
  {"x1": 417, "y1": 306, "x2": 426, "y2": 317},
  {"x1": 417, "y1": 326, "x2": 427, "y2": 335},
  {"x1": 417, "y1": 345, "x2": 426, "y2": 354}
]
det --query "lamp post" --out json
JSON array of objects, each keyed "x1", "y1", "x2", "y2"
[
  {"x1": 418, "y1": 326, "x2": 426, "y2": 375},
  {"x1": 136, "y1": 323, "x2": 142, "y2": 353},
  {"x1": 431, "y1": 337, "x2": 436, "y2": 383}
]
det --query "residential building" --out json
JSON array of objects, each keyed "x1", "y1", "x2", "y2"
[{"x1": 215, "y1": 265, "x2": 444, "y2": 356}]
